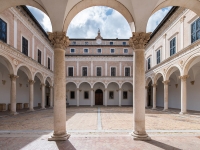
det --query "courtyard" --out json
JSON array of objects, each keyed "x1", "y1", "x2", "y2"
[{"x1": 0, "y1": 107, "x2": 200, "y2": 150}]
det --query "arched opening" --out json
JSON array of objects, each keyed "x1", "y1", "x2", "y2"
[
  {"x1": 107, "y1": 82, "x2": 119, "y2": 106},
  {"x1": 66, "y1": 82, "x2": 77, "y2": 106},
  {"x1": 79, "y1": 82, "x2": 91, "y2": 106},
  {"x1": 146, "y1": 77, "x2": 153, "y2": 108},
  {"x1": 155, "y1": 73, "x2": 164, "y2": 109},
  {"x1": 93, "y1": 82, "x2": 105, "y2": 106},
  {"x1": 34, "y1": 76, "x2": 42, "y2": 109},
  {"x1": 45, "y1": 80, "x2": 50, "y2": 107},
  {"x1": 95, "y1": 89, "x2": 103, "y2": 105},
  {"x1": 121, "y1": 82, "x2": 133, "y2": 106}
]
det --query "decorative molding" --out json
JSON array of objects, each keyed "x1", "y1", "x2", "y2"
[
  {"x1": 179, "y1": 75, "x2": 189, "y2": 81},
  {"x1": 162, "y1": 80, "x2": 170, "y2": 85}
]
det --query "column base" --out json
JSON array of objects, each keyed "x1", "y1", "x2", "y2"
[
  {"x1": 162, "y1": 109, "x2": 168, "y2": 112},
  {"x1": 41, "y1": 108, "x2": 46, "y2": 110},
  {"x1": 28, "y1": 109, "x2": 35, "y2": 112},
  {"x1": 179, "y1": 112, "x2": 187, "y2": 115},
  {"x1": 152, "y1": 107, "x2": 157, "y2": 110},
  {"x1": 131, "y1": 132, "x2": 151, "y2": 141},
  {"x1": 10, "y1": 111, "x2": 18, "y2": 115},
  {"x1": 48, "y1": 133, "x2": 70, "y2": 141}
]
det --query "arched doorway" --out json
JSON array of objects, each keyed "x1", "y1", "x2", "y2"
[{"x1": 95, "y1": 89, "x2": 103, "y2": 105}]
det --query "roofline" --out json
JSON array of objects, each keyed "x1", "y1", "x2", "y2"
[
  {"x1": 150, "y1": 6, "x2": 179, "y2": 39},
  {"x1": 21, "y1": 5, "x2": 49, "y2": 38}
]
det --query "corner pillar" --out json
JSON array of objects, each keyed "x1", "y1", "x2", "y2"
[
  {"x1": 129, "y1": 32, "x2": 151, "y2": 141},
  {"x1": 48, "y1": 32, "x2": 70, "y2": 141}
]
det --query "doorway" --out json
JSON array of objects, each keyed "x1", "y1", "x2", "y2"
[{"x1": 95, "y1": 89, "x2": 103, "y2": 105}]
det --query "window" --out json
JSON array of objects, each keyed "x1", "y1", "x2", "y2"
[
  {"x1": 125, "y1": 67, "x2": 130, "y2": 76},
  {"x1": 122, "y1": 42, "x2": 126, "y2": 45},
  {"x1": 109, "y1": 91, "x2": 114, "y2": 99},
  {"x1": 0, "y1": 18, "x2": 7, "y2": 43},
  {"x1": 97, "y1": 49, "x2": 102, "y2": 53},
  {"x1": 111, "y1": 67, "x2": 116, "y2": 76},
  {"x1": 22, "y1": 37, "x2": 28, "y2": 56},
  {"x1": 38, "y1": 50, "x2": 41, "y2": 64},
  {"x1": 72, "y1": 41, "x2": 76, "y2": 45},
  {"x1": 147, "y1": 57, "x2": 151, "y2": 70},
  {"x1": 123, "y1": 91, "x2": 128, "y2": 99},
  {"x1": 70, "y1": 91, "x2": 75, "y2": 99},
  {"x1": 48, "y1": 58, "x2": 51, "y2": 69},
  {"x1": 70, "y1": 48, "x2": 75, "y2": 53},
  {"x1": 84, "y1": 91, "x2": 89, "y2": 99},
  {"x1": 124, "y1": 49, "x2": 128, "y2": 54},
  {"x1": 84, "y1": 49, "x2": 88, "y2": 53},
  {"x1": 110, "y1": 49, "x2": 115, "y2": 53},
  {"x1": 85, "y1": 42, "x2": 88, "y2": 45},
  {"x1": 68, "y1": 67, "x2": 73, "y2": 76},
  {"x1": 97, "y1": 67, "x2": 101, "y2": 76},
  {"x1": 191, "y1": 18, "x2": 200, "y2": 43},
  {"x1": 157, "y1": 50, "x2": 161, "y2": 64},
  {"x1": 82, "y1": 67, "x2": 87, "y2": 76},
  {"x1": 170, "y1": 37, "x2": 176, "y2": 56},
  {"x1": 110, "y1": 42, "x2": 113, "y2": 45}
]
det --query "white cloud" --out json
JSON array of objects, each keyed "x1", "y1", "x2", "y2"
[{"x1": 146, "y1": 7, "x2": 172, "y2": 32}]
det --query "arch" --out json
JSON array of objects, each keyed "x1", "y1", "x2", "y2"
[
  {"x1": 63, "y1": 0, "x2": 135, "y2": 32},
  {"x1": 121, "y1": 81, "x2": 133, "y2": 88},
  {"x1": 33, "y1": 72, "x2": 44, "y2": 83},
  {"x1": 106, "y1": 81, "x2": 120, "y2": 89},
  {"x1": 78, "y1": 81, "x2": 92, "y2": 88},
  {"x1": 44, "y1": 76, "x2": 53, "y2": 86},
  {"x1": 183, "y1": 53, "x2": 200, "y2": 75},
  {"x1": 92, "y1": 82, "x2": 106, "y2": 89},
  {"x1": 154, "y1": 72, "x2": 164, "y2": 84},
  {"x1": 146, "y1": 76, "x2": 153, "y2": 86},
  {"x1": 66, "y1": 81, "x2": 77, "y2": 88},
  {"x1": 165, "y1": 64, "x2": 182, "y2": 80},
  {"x1": 0, "y1": 54, "x2": 14, "y2": 74},
  {"x1": 16, "y1": 64, "x2": 33, "y2": 80},
  {"x1": 0, "y1": 0, "x2": 48, "y2": 15}
]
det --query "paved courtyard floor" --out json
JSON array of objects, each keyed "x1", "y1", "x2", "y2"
[{"x1": 0, "y1": 106, "x2": 200, "y2": 149}]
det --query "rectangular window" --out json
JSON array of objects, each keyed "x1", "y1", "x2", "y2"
[
  {"x1": 68, "y1": 67, "x2": 73, "y2": 77},
  {"x1": 70, "y1": 91, "x2": 75, "y2": 99},
  {"x1": 109, "y1": 91, "x2": 114, "y2": 99},
  {"x1": 82, "y1": 67, "x2": 87, "y2": 76},
  {"x1": 170, "y1": 37, "x2": 176, "y2": 56},
  {"x1": 72, "y1": 41, "x2": 76, "y2": 45},
  {"x1": 124, "y1": 49, "x2": 128, "y2": 53},
  {"x1": 38, "y1": 49, "x2": 41, "y2": 64},
  {"x1": 110, "y1": 42, "x2": 113, "y2": 45},
  {"x1": 84, "y1": 91, "x2": 89, "y2": 99},
  {"x1": 85, "y1": 42, "x2": 88, "y2": 45},
  {"x1": 111, "y1": 67, "x2": 116, "y2": 76},
  {"x1": 70, "y1": 48, "x2": 75, "y2": 53},
  {"x1": 147, "y1": 57, "x2": 151, "y2": 70},
  {"x1": 157, "y1": 50, "x2": 161, "y2": 64},
  {"x1": 48, "y1": 58, "x2": 51, "y2": 69},
  {"x1": 191, "y1": 18, "x2": 200, "y2": 43},
  {"x1": 110, "y1": 49, "x2": 115, "y2": 53},
  {"x1": 125, "y1": 67, "x2": 130, "y2": 76},
  {"x1": 122, "y1": 42, "x2": 126, "y2": 45},
  {"x1": 22, "y1": 37, "x2": 28, "y2": 56},
  {"x1": 97, "y1": 49, "x2": 102, "y2": 53},
  {"x1": 97, "y1": 67, "x2": 101, "y2": 76},
  {"x1": 0, "y1": 18, "x2": 7, "y2": 43},
  {"x1": 84, "y1": 49, "x2": 88, "y2": 53},
  {"x1": 123, "y1": 91, "x2": 128, "y2": 99}
]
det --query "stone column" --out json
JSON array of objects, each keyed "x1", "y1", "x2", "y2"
[
  {"x1": 179, "y1": 75, "x2": 188, "y2": 114},
  {"x1": 105, "y1": 88, "x2": 107, "y2": 106},
  {"x1": 41, "y1": 83, "x2": 46, "y2": 109},
  {"x1": 77, "y1": 88, "x2": 80, "y2": 106},
  {"x1": 129, "y1": 32, "x2": 151, "y2": 140},
  {"x1": 152, "y1": 84, "x2": 157, "y2": 110},
  {"x1": 48, "y1": 32, "x2": 70, "y2": 141},
  {"x1": 50, "y1": 86, "x2": 53, "y2": 108},
  {"x1": 162, "y1": 80, "x2": 170, "y2": 111},
  {"x1": 91, "y1": 89, "x2": 94, "y2": 106},
  {"x1": 10, "y1": 75, "x2": 18, "y2": 115},
  {"x1": 119, "y1": 88, "x2": 122, "y2": 106},
  {"x1": 145, "y1": 86, "x2": 148, "y2": 108},
  {"x1": 28, "y1": 80, "x2": 35, "y2": 111}
]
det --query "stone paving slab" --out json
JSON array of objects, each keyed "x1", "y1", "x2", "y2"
[{"x1": 0, "y1": 133, "x2": 200, "y2": 150}]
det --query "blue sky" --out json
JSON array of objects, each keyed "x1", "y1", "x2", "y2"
[{"x1": 27, "y1": 6, "x2": 172, "y2": 39}]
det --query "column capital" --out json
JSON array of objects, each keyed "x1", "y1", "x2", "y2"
[
  {"x1": 10, "y1": 74, "x2": 19, "y2": 80},
  {"x1": 152, "y1": 84, "x2": 157, "y2": 87},
  {"x1": 48, "y1": 32, "x2": 70, "y2": 49},
  {"x1": 40, "y1": 83, "x2": 46, "y2": 87},
  {"x1": 91, "y1": 88, "x2": 94, "y2": 91},
  {"x1": 162, "y1": 80, "x2": 170, "y2": 85},
  {"x1": 28, "y1": 80, "x2": 35, "y2": 85},
  {"x1": 129, "y1": 32, "x2": 151, "y2": 49},
  {"x1": 179, "y1": 75, "x2": 189, "y2": 81}
]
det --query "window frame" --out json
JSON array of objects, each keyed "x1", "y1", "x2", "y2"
[
  {"x1": 0, "y1": 16, "x2": 9, "y2": 44},
  {"x1": 0, "y1": 18, "x2": 7, "y2": 43},
  {"x1": 110, "y1": 41, "x2": 114, "y2": 45},
  {"x1": 123, "y1": 48, "x2": 129, "y2": 54},
  {"x1": 83, "y1": 48, "x2": 89, "y2": 53},
  {"x1": 97, "y1": 48, "x2": 102, "y2": 54},
  {"x1": 68, "y1": 66, "x2": 74, "y2": 77},
  {"x1": 70, "y1": 48, "x2": 75, "y2": 53},
  {"x1": 96, "y1": 66, "x2": 102, "y2": 76},
  {"x1": 47, "y1": 57, "x2": 51, "y2": 70},
  {"x1": 84, "y1": 91, "x2": 89, "y2": 99},
  {"x1": 110, "y1": 48, "x2": 115, "y2": 54},
  {"x1": 123, "y1": 91, "x2": 128, "y2": 99},
  {"x1": 110, "y1": 67, "x2": 116, "y2": 77},
  {"x1": 124, "y1": 67, "x2": 131, "y2": 77},
  {"x1": 156, "y1": 49, "x2": 161, "y2": 64},
  {"x1": 82, "y1": 66, "x2": 88, "y2": 76},
  {"x1": 37, "y1": 49, "x2": 42, "y2": 64},
  {"x1": 70, "y1": 91, "x2": 75, "y2": 99},
  {"x1": 122, "y1": 42, "x2": 126, "y2": 45},
  {"x1": 191, "y1": 18, "x2": 200, "y2": 43},
  {"x1": 170, "y1": 37, "x2": 176, "y2": 56},
  {"x1": 21, "y1": 36, "x2": 29, "y2": 56},
  {"x1": 147, "y1": 57, "x2": 151, "y2": 70},
  {"x1": 109, "y1": 91, "x2": 114, "y2": 99}
]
